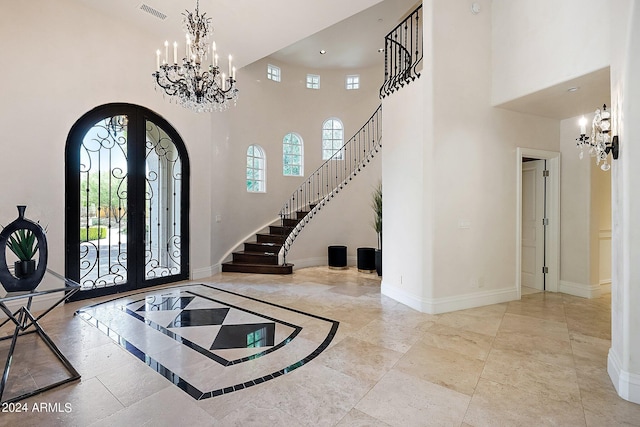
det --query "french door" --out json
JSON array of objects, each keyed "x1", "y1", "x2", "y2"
[{"x1": 65, "y1": 104, "x2": 190, "y2": 301}]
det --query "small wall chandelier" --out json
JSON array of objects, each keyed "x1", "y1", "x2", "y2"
[
  {"x1": 152, "y1": 0, "x2": 238, "y2": 113},
  {"x1": 576, "y1": 104, "x2": 620, "y2": 171}
]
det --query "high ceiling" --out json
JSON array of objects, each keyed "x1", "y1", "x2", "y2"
[
  {"x1": 77, "y1": 0, "x2": 418, "y2": 69},
  {"x1": 76, "y1": 0, "x2": 609, "y2": 120},
  {"x1": 269, "y1": 0, "x2": 421, "y2": 69}
]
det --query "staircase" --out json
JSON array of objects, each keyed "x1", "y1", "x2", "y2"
[
  {"x1": 221, "y1": 207, "x2": 313, "y2": 274},
  {"x1": 222, "y1": 4, "x2": 422, "y2": 275},
  {"x1": 222, "y1": 104, "x2": 382, "y2": 275}
]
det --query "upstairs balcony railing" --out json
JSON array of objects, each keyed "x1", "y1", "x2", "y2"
[
  {"x1": 379, "y1": 4, "x2": 423, "y2": 98},
  {"x1": 278, "y1": 105, "x2": 382, "y2": 263}
]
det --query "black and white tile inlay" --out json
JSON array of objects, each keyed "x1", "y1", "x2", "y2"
[{"x1": 77, "y1": 284, "x2": 339, "y2": 400}]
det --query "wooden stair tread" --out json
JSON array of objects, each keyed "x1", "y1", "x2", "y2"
[
  {"x1": 231, "y1": 250, "x2": 279, "y2": 265},
  {"x1": 256, "y1": 233, "x2": 287, "y2": 244},
  {"x1": 234, "y1": 250, "x2": 278, "y2": 256},
  {"x1": 221, "y1": 262, "x2": 294, "y2": 274}
]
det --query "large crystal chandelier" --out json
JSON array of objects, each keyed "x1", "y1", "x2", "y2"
[{"x1": 152, "y1": 1, "x2": 238, "y2": 113}]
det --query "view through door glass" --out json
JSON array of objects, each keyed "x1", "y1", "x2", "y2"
[
  {"x1": 144, "y1": 120, "x2": 183, "y2": 281},
  {"x1": 79, "y1": 115, "x2": 128, "y2": 288},
  {"x1": 66, "y1": 104, "x2": 189, "y2": 301}
]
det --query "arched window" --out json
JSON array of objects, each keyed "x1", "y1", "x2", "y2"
[
  {"x1": 322, "y1": 118, "x2": 344, "y2": 160},
  {"x1": 247, "y1": 145, "x2": 266, "y2": 192},
  {"x1": 283, "y1": 133, "x2": 304, "y2": 176}
]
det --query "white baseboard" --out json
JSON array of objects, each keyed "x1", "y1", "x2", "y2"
[
  {"x1": 290, "y1": 257, "x2": 327, "y2": 270},
  {"x1": 208, "y1": 254, "x2": 359, "y2": 276},
  {"x1": 381, "y1": 281, "x2": 517, "y2": 314},
  {"x1": 380, "y1": 280, "x2": 425, "y2": 312},
  {"x1": 600, "y1": 280, "x2": 611, "y2": 294},
  {"x1": 288, "y1": 255, "x2": 358, "y2": 270},
  {"x1": 192, "y1": 264, "x2": 219, "y2": 280},
  {"x1": 559, "y1": 280, "x2": 601, "y2": 298},
  {"x1": 2, "y1": 293, "x2": 64, "y2": 315},
  {"x1": 608, "y1": 348, "x2": 640, "y2": 404}
]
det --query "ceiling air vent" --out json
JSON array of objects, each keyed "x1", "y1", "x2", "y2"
[{"x1": 139, "y1": 3, "x2": 167, "y2": 21}]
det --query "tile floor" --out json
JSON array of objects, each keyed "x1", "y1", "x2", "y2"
[{"x1": 1, "y1": 266, "x2": 639, "y2": 426}]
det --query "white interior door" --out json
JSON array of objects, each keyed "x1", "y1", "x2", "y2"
[{"x1": 521, "y1": 160, "x2": 545, "y2": 290}]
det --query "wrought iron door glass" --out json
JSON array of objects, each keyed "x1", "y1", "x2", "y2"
[
  {"x1": 67, "y1": 103, "x2": 190, "y2": 301},
  {"x1": 144, "y1": 120, "x2": 182, "y2": 279},
  {"x1": 79, "y1": 115, "x2": 128, "y2": 290}
]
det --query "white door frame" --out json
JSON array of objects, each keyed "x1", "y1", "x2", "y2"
[{"x1": 516, "y1": 148, "x2": 561, "y2": 298}]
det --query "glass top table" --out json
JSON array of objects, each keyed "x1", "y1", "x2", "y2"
[{"x1": 0, "y1": 269, "x2": 81, "y2": 403}]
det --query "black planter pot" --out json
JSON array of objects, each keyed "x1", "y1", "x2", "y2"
[
  {"x1": 14, "y1": 259, "x2": 36, "y2": 278},
  {"x1": 375, "y1": 249, "x2": 382, "y2": 276}
]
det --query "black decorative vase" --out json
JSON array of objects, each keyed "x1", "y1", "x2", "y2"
[
  {"x1": 375, "y1": 249, "x2": 382, "y2": 277},
  {"x1": 0, "y1": 206, "x2": 48, "y2": 292}
]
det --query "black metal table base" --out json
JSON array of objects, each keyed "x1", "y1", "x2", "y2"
[{"x1": 0, "y1": 286, "x2": 81, "y2": 403}]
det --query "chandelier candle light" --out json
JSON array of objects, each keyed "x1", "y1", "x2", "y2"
[
  {"x1": 576, "y1": 104, "x2": 620, "y2": 171},
  {"x1": 152, "y1": 0, "x2": 238, "y2": 113}
]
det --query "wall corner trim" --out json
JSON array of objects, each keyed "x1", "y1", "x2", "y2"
[{"x1": 608, "y1": 348, "x2": 640, "y2": 404}]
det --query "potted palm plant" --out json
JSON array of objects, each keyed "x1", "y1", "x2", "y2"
[
  {"x1": 7, "y1": 228, "x2": 39, "y2": 278},
  {"x1": 372, "y1": 181, "x2": 382, "y2": 276}
]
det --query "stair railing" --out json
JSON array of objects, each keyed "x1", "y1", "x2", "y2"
[
  {"x1": 379, "y1": 4, "x2": 423, "y2": 99},
  {"x1": 278, "y1": 104, "x2": 382, "y2": 264}
]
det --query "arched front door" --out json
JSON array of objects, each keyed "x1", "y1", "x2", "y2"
[{"x1": 65, "y1": 103, "x2": 190, "y2": 300}]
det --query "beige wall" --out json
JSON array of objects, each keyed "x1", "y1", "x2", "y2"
[
  {"x1": 382, "y1": 0, "x2": 560, "y2": 313},
  {"x1": 202, "y1": 57, "x2": 384, "y2": 268},
  {"x1": 595, "y1": 164, "x2": 612, "y2": 286},
  {"x1": 492, "y1": 0, "x2": 610, "y2": 105},
  {"x1": 382, "y1": 76, "x2": 428, "y2": 306},
  {"x1": 609, "y1": 0, "x2": 640, "y2": 404},
  {"x1": 0, "y1": 0, "x2": 384, "y2": 283},
  {"x1": 559, "y1": 113, "x2": 612, "y2": 295},
  {"x1": 0, "y1": 0, "x2": 214, "y2": 282},
  {"x1": 559, "y1": 115, "x2": 593, "y2": 289},
  {"x1": 430, "y1": 0, "x2": 559, "y2": 304}
]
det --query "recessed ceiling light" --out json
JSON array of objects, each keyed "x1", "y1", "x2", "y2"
[
  {"x1": 567, "y1": 87, "x2": 580, "y2": 92},
  {"x1": 319, "y1": 50, "x2": 326, "y2": 55}
]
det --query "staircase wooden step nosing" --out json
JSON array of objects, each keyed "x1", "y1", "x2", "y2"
[
  {"x1": 221, "y1": 262, "x2": 294, "y2": 274},
  {"x1": 232, "y1": 251, "x2": 279, "y2": 265},
  {"x1": 256, "y1": 233, "x2": 287, "y2": 244},
  {"x1": 296, "y1": 212, "x2": 309, "y2": 220},
  {"x1": 244, "y1": 241, "x2": 282, "y2": 252},
  {"x1": 281, "y1": 218, "x2": 300, "y2": 227},
  {"x1": 269, "y1": 225, "x2": 295, "y2": 234}
]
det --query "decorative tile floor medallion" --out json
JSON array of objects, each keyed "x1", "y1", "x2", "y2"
[{"x1": 77, "y1": 284, "x2": 339, "y2": 399}]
